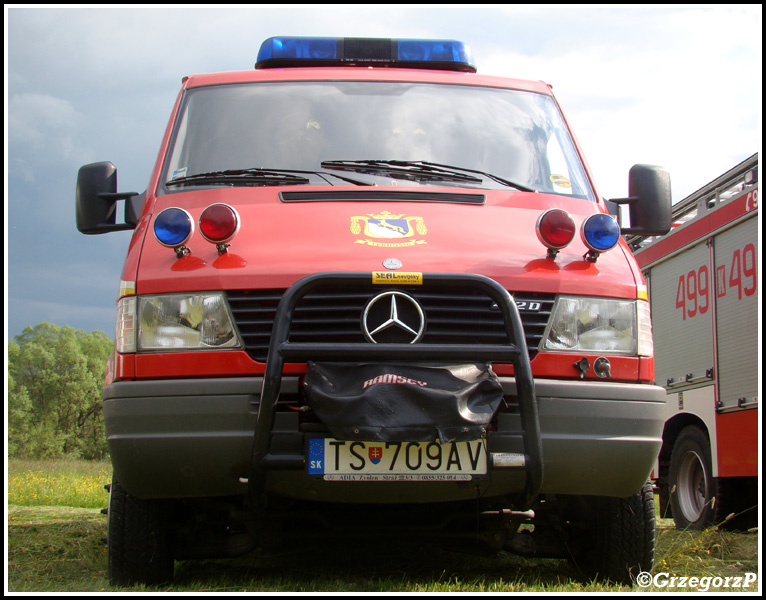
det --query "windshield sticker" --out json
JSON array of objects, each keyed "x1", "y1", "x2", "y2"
[
  {"x1": 550, "y1": 174, "x2": 572, "y2": 190},
  {"x1": 351, "y1": 211, "x2": 428, "y2": 247},
  {"x1": 171, "y1": 167, "x2": 188, "y2": 181}
]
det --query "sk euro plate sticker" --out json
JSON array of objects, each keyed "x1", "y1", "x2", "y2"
[
  {"x1": 351, "y1": 211, "x2": 427, "y2": 247},
  {"x1": 307, "y1": 439, "x2": 325, "y2": 475}
]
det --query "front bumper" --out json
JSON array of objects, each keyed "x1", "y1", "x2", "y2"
[{"x1": 103, "y1": 376, "x2": 664, "y2": 500}]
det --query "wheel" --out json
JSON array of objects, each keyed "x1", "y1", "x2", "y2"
[
  {"x1": 668, "y1": 425, "x2": 719, "y2": 530},
  {"x1": 567, "y1": 481, "x2": 656, "y2": 585},
  {"x1": 107, "y1": 477, "x2": 174, "y2": 586}
]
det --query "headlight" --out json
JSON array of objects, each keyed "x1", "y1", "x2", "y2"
[
  {"x1": 137, "y1": 293, "x2": 241, "y2": 351},
  {"x1": 542, "y1": 296, "x2": 638, "y2": 355}
]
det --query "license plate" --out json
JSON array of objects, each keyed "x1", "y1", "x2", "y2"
[{"x1": 307, "y1": 438, "x2": 487, "y2": 481}]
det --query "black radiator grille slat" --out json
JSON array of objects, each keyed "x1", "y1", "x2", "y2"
[{"x1": 227, "y1": 287, "x2": 554, "y2": 363}]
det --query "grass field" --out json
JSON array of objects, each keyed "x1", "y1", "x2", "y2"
[
  {"x1": 8, "y1": 459, "x2": 112, "y2": 509},
  {"x1": 6, "y1": 460, "x2": 760, "y2": 592}
]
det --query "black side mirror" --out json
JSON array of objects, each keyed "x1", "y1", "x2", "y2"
[
  {"x1": 76, "y1": 161, "x2": 141, "y2": 234},
  {"x1": 610, "y1": 164, "x2": 672, "y2": 236}
]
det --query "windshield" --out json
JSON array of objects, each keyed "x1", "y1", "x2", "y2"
[{"x1": 161, "y1": 81, "x2": 595, "y2": 199}]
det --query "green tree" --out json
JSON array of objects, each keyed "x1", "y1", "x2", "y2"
[
  {"x1": 7, "y1": 323, "x2": 113, "y2": 459},
  {"x1": 7, "y1": 361, "x2": 33, "y2": 457}
]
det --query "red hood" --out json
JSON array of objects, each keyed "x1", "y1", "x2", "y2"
[{"x1": 135, "y1": 187, "x2": 639, "y2": 298}]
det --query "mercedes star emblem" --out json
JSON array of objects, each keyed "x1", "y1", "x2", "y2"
[
  {"x1": 382, "y1": 257, "x2": 402, "y2": 270},
  {"x1": 362, "y1": 291, "x2": 425, "y2": 344}
]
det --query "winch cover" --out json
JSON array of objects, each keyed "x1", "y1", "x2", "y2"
[{"x1": 302, "y1": 362, "x2": 504, "y2": 443}]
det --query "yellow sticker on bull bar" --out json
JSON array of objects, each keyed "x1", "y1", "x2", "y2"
[{"x1": 372, "y1": 271, "x2": 423, "y2": 285}]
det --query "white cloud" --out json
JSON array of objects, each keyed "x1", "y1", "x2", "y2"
[
  {"x1": 9, "y1": 92, "x2": 82, "y2": 145},
  {"x1": 479, "y1": 5, "x2": 761, "y2": 202},
  {"x1": 8, "y1": 92, "x2": 88, "y2": 177}
]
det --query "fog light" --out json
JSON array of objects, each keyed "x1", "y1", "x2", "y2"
[
  {"x1": 581, "y1": 213, "x2": 620, "y2": 262},
  {"x1": 199, "y1": 203, "x2": 240, "y2": 253},
  {"x1": 154, "y1": 207, "x2": 194, "y2": 257},
  {"x1": 536, "y1": 208, "x2": 575, "y2": 259}
]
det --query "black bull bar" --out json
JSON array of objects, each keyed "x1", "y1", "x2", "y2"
[{"x1": 248, "y1": 272, "x2": 543, "y2": 509}]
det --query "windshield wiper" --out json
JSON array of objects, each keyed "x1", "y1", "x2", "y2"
[
  {"x1": 321, "y1": 160, "x2": 536, "y2": 192},
  {"x1": 320, "y1": 160, "x2": 482, "y2": 184},
  {"x1": 166, "y1": 168, "x2": 312, "y2": 187},
  {"x1": 423, "y1": 161, "x2": 537, "y2": 192},
  {"x1": 166, "y1": 167, "x2": 375, "y2": 188}
]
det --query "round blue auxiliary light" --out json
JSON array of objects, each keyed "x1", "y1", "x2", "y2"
[
  {"x1": 154, "y1": 207, "x2": 194, "y2": 248},
  {"x1": 581, "y1": 213, "x2": 621, "y2": 253}
]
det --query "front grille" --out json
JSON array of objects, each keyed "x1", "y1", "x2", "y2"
[{"x1": 227, "y1": 286, "x2": 554, "y2": 363}]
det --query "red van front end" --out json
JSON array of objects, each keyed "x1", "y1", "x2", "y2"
[{"x1": 78, "y1": 37, "x2": 671, "y2": 586}]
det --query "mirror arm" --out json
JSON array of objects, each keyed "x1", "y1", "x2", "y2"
[
  {"x1": 619, "y1": 225, "x2": 663, "y2": 235},
  {"x1": 607, "y1": 196, "x2": 639, "y2": 206},
  {"x1": 97, "y1": 192, "x2": 139, "y2": 201},
  {"x1": 81, "y1": 192, "x2": 141, "y2": 234}
]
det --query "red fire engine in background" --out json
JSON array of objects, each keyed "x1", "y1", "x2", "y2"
[{"x1": 630, "y1": 153, "x2": 759, "y2": 530}]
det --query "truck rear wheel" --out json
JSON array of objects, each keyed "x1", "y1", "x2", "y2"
[
  {"x1": 668, "y1": 425, "x2": 718, "y2": 530},
  {"x1": 569, "y1": 481, "x2": 656, "y2": 585},
  {"x1": 107, "y1": 477, "x2": 174, "y2": 586}
]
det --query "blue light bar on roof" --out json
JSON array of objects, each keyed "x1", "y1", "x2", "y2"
[{"x1": 255, "y1": 36, "x2": 476, "y2": 72}]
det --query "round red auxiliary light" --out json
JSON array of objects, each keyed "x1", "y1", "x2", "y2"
[
  {"x1": 199, "y1": 203, "x2": 240, "y2": 243},
  {"x1": 536, "y1": 208, "x2": 576, "y2": 250}
]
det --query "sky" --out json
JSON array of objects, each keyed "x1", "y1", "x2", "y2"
[{"x1": 5, "y1": 4, "x2": 762, "y2": 340}]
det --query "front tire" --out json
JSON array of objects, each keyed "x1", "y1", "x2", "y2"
[
  {"x1": 107, "y1": 477, "x2": 174, "y2": 586},
  {"x1": 568, "y1": 481, "x2": 656, "y2": 585}
]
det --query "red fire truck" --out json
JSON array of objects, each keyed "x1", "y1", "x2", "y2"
[
  {"x1": 76, "y1": 37, "x2": 672, "y2": 585},
  {"x1": 630, "y1": 154, "x2": 759, "y2": 530}
]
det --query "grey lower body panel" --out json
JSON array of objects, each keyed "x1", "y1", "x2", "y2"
[
  {"x1": 103, "y1": 378, "x2": 264, "y2": 498},
  {"x1": 103, "y1": 377, "x2": 665, "y2": 500},
  {"x1": 514, "y1": 379, "x2": 665, "y2": 497}
]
